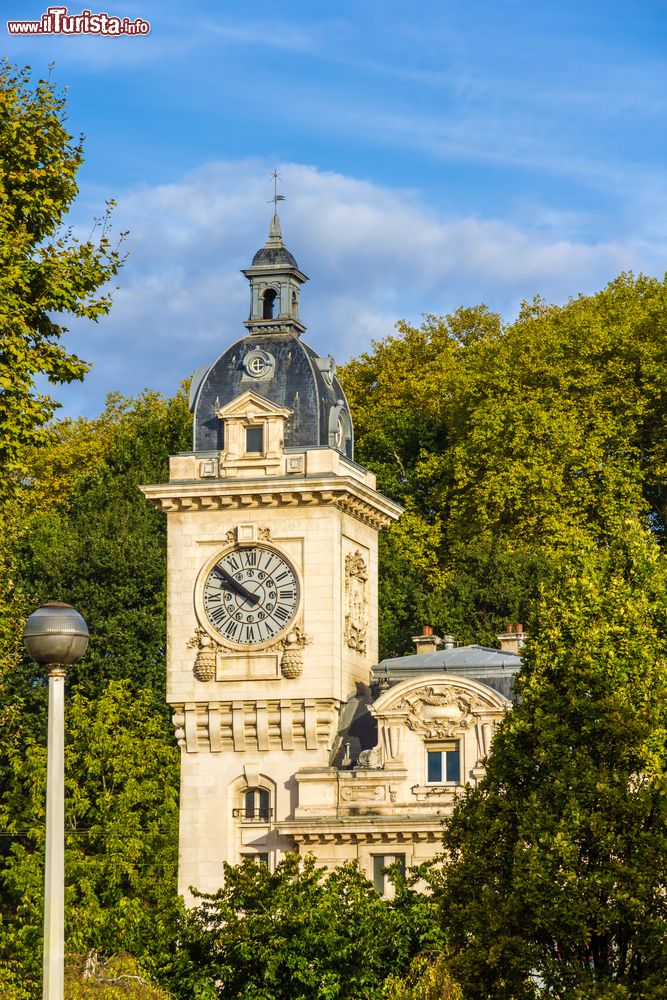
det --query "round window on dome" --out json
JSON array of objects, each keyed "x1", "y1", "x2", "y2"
[{"x1": 243, "y1": 349, "x2": 275, "y2": 380}]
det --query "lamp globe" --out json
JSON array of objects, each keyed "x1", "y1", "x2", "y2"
[{"x1": 23, "y1": 602, "x2": 89, "y2": 667}]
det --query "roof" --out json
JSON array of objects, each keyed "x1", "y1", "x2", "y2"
[
  {"x1": 373, "y1": 643, "x2": 522, "y2": 702},
  {"x1": 190, "y1": 332, "x2": 354, "y2": 457},
  {"x1": 377, "y1": 644, "x2": 521, "y2": 673},
  {"x1": 251, "y1": 244, "x2": 298, "y2": 268}
]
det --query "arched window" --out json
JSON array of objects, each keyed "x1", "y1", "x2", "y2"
[
  {"x1": 244, "y1": 787, "x2": 270, "y2": 822},
  {"x1": 291, "y1": 289, "x2": 298, "y2": 318},
  {"x1": 262, "y1": 288, "x2": 278, "y2": 319}
]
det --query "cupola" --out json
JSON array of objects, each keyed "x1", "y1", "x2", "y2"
[
  {"x1": 189, "y1": 190, "x2": 354, "y2": 460},
  {"x1": 241, "y1": 211, "x2": 308, "y2": 337}
]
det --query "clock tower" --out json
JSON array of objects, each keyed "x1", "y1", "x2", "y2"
[{"x1": 142, "y1": 208, "x2": 402, "y2": 899}]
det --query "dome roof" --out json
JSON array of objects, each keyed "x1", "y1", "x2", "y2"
[
  {"x1": 251, "y1": 244, "x2": 298, "y2": 268},
  {"x1": 190, "y1": 332, "x2": 354, "y2": 459}
]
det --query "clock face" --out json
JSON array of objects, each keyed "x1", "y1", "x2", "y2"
[{"x1": 202, "y1": 545, "x2": 299, "y2": 646}]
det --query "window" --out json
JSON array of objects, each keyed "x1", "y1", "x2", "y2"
[
  {"x1": 246, "y1": 425, "x2": 264, "y2": 453},
  {"x1": 373, "y1": 854, "x2": 405, "y2": 895},
  {"x1": 234, "y1": 788, "x2": 271, "y2": 822},
  {"x1": 427, "y1": 744, "x2": 461, "y2": 784},
  {"x1": 244, "y1": 788, "x2": 270, "y2": 821},
  {"x1": 241, "y1": 852, "x2": 269, "y2": 867},
  {"x1": 262, "y1": 288, "x2": 278, "y2": 319}
]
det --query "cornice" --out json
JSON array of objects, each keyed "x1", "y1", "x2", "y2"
[
  {"x1": 140, "y1": 475, "x2": 403, "y2": 529},
  {"x1": 276, "y1": 816, "x2": 444, "y2": 845}
]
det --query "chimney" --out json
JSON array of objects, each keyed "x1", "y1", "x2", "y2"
[
  {"x1": 412, "y1": 625, "x2": 443, "y2": 655},
  {"x1": 497, "y1": 622, "x2": 526, "y2": 655}
]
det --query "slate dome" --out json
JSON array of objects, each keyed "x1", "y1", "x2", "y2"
[
  {"x1": 251, "y1": 244, "x2": 298, "y2": 268},
  {"x1": 190, "y1": 332, "x2": 354, "y2": 459}
]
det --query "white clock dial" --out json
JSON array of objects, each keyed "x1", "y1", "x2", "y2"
[{"x1": 202, "y1": 545, "x2": 299, "y2": 646}]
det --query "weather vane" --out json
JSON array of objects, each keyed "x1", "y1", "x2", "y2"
[{"x1": 269, "y1": 170, "x2": 286, "y2": 211}]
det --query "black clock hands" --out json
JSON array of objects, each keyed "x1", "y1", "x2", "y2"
[{"x1": 212, "y1": 565, "x2": 260, "y2": 606}]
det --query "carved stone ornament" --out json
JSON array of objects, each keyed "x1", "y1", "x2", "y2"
[
  {"x1": 396, "y1": 685, "x2": 489, "y2": 739},
  {"x1": 280, "y1": 625, "x2": 310, "y2": 679},
  {"x1": 171, "y1": 710, "x2": 186, "y2": 749},
  {"x1": 356, "y1": 746, "x2": 383, "y2": 769},
  {"x1": 344, "y1": 550, "x2": 369, "y2": 654},
  {"x1": 187, "y1": 627, "x2": 219, "y2": 682},
  {"x1": 340, "y1": 784, "x2": 385, "y2": 803},
  {"x1": 258, "y1": 526, "x2": 273, "y2": 542}
]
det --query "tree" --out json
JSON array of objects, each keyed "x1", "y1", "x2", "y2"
[
  {"x1": 171, "y1": 854, "x2": 440, "y2": 1000},
  {"x1": 433, "y1": 525, "x2": 667, "y2": 999},
  {"x1": 0, "y1": 681, "x2": 180, "y2": 992},
  {"x1": 339, "y1": 278, "x2": 667, "y2": 655},
  {"x1": 0, "y1": 388, "x2": 191, "y2": 713},
  {"x1": 381, "y1": 954, "x2": 462, "y2": 999},
  {"x1": 0, "y1": 390, "x2": 190, "y2": 995},
  {"x1": 0, "y1": 60, "x2": 125, "y2": 494}
]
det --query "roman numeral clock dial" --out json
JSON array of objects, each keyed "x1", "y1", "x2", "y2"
[{"x1": 201, "y1": 546, "x2": 299, "y2": 647}]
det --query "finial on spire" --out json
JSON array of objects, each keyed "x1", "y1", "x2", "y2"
[
  {"x1": 267, "y1": 170, "x2": 286, "y2": 243},
  {"x1": 270, "y1": 169, "x2": 286, "y2": 212}
]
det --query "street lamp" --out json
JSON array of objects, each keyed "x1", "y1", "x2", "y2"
[{"x1": 23, "y1": 603, "x2": 89, "y2": 1000}]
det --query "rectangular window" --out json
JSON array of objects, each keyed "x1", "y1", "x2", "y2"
[
  {"x1": 372, "y1": 853, "x2": 406, "y2": 895},
  {"x1": 246, "y1": 425, "x2": 264, "y2": 453},
  {"x1": 427, "y1": 744, "x2": 461, "y2": 784},
  {"x1": 244, "y1": 788, "x2": 270, "y2": 822},
  {"x1": 241, "y1": 852, "x2": 269, "y2": 866}
]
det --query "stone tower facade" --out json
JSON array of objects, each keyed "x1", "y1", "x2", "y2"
[{"x1": 142, "y1": 213, "x2": 402, "y2": 899}]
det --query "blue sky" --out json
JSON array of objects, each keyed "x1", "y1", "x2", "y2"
[{"x1": 6, "y1": 0, "x2": 667, "y2": 417}]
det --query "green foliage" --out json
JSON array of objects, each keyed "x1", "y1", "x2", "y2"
[
  {"x1": 0, "y1": 61, "x2": 125, "y2": 495},
  {"x1": 381, "y1": 954, "x2": 462, "y2": 999},
  {"x1": 340, "y1": 278, "x2": 667, "y2": 655},
  {"x1": 1, "y1": 389, "x2": 191, "y2": 712},
  {"x1": 0, "y1": 681, "x2": 179, "y2": 986},
  {"x1": 434, "y1": 526, "x2": 667, "y2": 998},
  {"x1": 0, "y1": 958, "x2": 36, "y2": 999},
  {"x1": 0, "y1": 391, "x2": 189, "y2": 992},
  {"x1": 171, "y1": 854, "x2": 439, "y2": 1000},
  {"x1": 64, "y1": 953, "x2": 174, "y2": 1000}
]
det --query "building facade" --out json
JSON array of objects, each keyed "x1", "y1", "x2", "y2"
[{"x1": 142, "y1": 212, "x2": 521, "y2": 899}]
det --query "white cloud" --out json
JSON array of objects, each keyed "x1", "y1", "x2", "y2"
[{"x1": 54, "y1": 159, "x2": 666, "y2": 418}]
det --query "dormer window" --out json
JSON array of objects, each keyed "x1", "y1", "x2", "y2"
[
  {"x1": 262, "y1": 288, "x2": 278, "y2": 319},
  {"x1": 246, "y1": 425, "x2": 264, "y2": 453},
  {"x1": 427, "y1": 743, "x2": 461, "y2": 784}
]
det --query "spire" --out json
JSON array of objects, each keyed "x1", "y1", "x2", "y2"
[
  {"x1": 241, "y1": 173, "x2": 308, "y2": 336},
  {"x1": 267, "y1": 170, "x2": 286, "y2": 245},
  {"x1": 268, "y1": 211, "x2": 283, "y2": 245}
]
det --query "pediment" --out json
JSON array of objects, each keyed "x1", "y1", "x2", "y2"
[
  {"x1": 215, "y1": 390, "x2": 292, "y2": 422},
  {"x1": 371, "y1": 673, "x2": 510, "y2": 740}
]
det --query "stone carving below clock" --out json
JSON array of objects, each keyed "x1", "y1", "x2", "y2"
[
  {"x1": 396, "y1": 685, "x2": 490, "y2": 738},
  {"x1": 187, "y1": 627, "x2": 220, "y2": 682},
  {"x1": 344, "y1": 550, "x2": 369, "y2": 653},
  {"x1": 280, "y1": 624, "x2": 310, "y2": 679}
]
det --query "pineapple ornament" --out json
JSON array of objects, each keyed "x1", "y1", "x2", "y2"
[
  {"x1": 188, "y1": 628, "x2": 218, "y2": 682},
  {"x1": 280, "y1": 626, "x2": 310, "y2": 679}
]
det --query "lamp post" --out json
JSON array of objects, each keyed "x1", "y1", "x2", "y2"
[{"x1": 23, "y1": 602, "x2": 89, "y2": 1000}]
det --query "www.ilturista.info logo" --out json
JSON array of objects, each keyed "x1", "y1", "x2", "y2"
[{"x1": 7, "y1": 6, "x2": 150, "y2": 34}]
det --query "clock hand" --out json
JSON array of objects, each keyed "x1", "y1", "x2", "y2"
[{"x1": 213, "y1": 566, "x2": 260, "y2": 606}]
